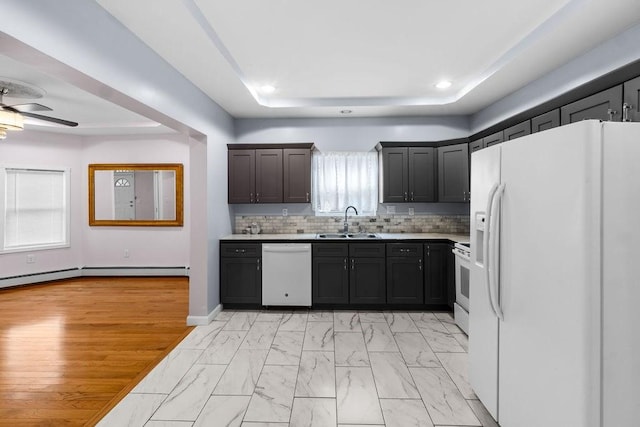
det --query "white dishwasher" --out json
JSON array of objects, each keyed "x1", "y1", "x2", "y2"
[{"x1": 262, "y1": 243, "x2": 312, "y2": 306}]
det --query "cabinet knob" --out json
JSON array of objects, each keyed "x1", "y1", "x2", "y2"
[
  {"x1": 418, "y1": 258, "x2": 422, "y2": 271},
  {"x1": 623, "y1": 103, "x2": 632, "y2": 122},
  {"x1": 256, "y1": 193, "x2": 260, "y2": 203},
  {"x1": 257, "y1": 258, "x2": 261, "y2": 270},
  {"x1": 607, "y1": 108, "x2": 617, "y2": 121},
  {"x1": 404, "y1": 192, "x2": 408, "y2": 202},
  {"x1": 351, "y1": 259, "x2": 355, "y2": 270},
  {"x1": 411, "y1": 191, "x2": 414, "y2": 201},
  {"x1": 250, "y1": 193, "x2": 254, "y2": 203},
  {"x1": 344, "y1": 258, "x2": 347, "y2": 271},
  {"x1": 306, "y1": 192, "x2": 310, "y2": 202}
]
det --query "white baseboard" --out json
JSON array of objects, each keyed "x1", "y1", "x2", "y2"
[
  {"x1": 0, "y1": 268, "x2": 80, "y2": 289},
  {"x1": 187, "y1": 304, "x2": 223, "y2": 326},
  {"x1": 0, "y1": 266, "x2": 189, "y2": 289}
]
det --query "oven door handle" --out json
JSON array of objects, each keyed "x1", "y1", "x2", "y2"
[{"x1": 484, "y1": 184, "x2": 499, "y2": 319}]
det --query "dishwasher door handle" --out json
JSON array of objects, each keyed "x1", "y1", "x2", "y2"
[{"x1": 263, "y1": 245, "x2": 311, "y2": 253}]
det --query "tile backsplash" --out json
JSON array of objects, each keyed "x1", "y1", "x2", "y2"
[{"x1": 234, "y1": 214, "x2": 470, "y2": 235}]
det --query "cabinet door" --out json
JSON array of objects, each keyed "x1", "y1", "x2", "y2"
[
  {"x1": 408, "y1": 147, "x2": 436, "y2": 202},
  {"x1": 350, "y1": 258, "x2": 386, "y2": 304},
  {"x1": 561, "y1": 85, "x2": 623, "y2": 124},
  {"x1": 228, "y1": 150, "x2": 256, "y2": 204},
  {"x1": 623, "y1": 75, "x2": 640, "y2": 122},
  {"x1": 503, "y1": 121, "x2": 531, "y2": 141},
  {"x1": 313, "y1": 256, "x2": 349, "y2": 304},
  {"x1": 424, "y1": 243, "x2": 448, "y2": 305},
  {"x1": 220, "y1": 257, "x2": 262, "y2": 304},
  {"x1": 255, "y1": 149, "x2": 283, "y2": 203},
  {"x1": 483, "y1": 131, "x2": 504, "y2": 147},
  {"x1": 386, "y1": 257, "x2": 424, "y2": 304},
  {"x1": 437, "y1": 143, "x2": 470, "y2": 202},
  {"x1": 381, "y1": 147, "x2": 408, "y2": 203},
  {"x1": 283, "y1": 148, "x2": 311, "y2": 203},
  {"x1": 531, "y1": 109, "x2": 560, "y2": 133},
  {"x1": 447, "y1": 244, "x2": 455, "y2": 309},
  {"x1": 470, "y1": 139, "x2": 485, "y2": 153}
]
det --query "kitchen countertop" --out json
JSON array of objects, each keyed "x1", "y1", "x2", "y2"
[{"x1": 220, "y1": 233, "x2": 469, "y2": 243}]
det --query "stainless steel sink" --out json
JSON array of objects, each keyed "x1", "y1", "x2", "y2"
[{"x1": 316, "y1": 233, "x2": 379, "y2": 239}]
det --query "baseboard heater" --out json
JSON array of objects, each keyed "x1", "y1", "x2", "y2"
[{"x1": 0, "y1": 266, "x2": 189, "y2": 289}]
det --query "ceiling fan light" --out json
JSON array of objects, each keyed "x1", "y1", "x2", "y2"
[
  {"x1": 0, "y1": 110, "x2": 24, "y2": 130},
  {"x1": 0, "y1": 129, "x2": 7, "y2": 140},
  {"x1": 435, "y1": 80, "x2": 452, "y2": 89}
]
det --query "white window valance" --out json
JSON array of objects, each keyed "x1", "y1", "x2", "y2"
[{"x1": 312, "y1": 151, "x2": 378, "y2": 215}]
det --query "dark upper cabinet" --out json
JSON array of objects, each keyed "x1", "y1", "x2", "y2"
[
  {"x1": 381, "y1": 147, "x2": 436, "y2": 203},
  {"x1": 228, "y1": 144, "x2": 313, "y2": 204},
  {"x1": 561, "y1": 85, "x2": 623, "y2": 124},
  {"x1": 623, "y1": 75, "x2": 640, "y2": 122},
  {"x1": 220, "y1": 243, "x2": 262, "y2": 304},
  {"x1": 255, "y1": 149, "x2": 283, "y2": 203},
  {"x1": 424, "y1": 243, "x2": 449, "y2": 306},
  {"x1": 386, "y1": 243, "x2": 424, "y2": 304},
  {"x1": 228, "y1": 150, "x2": 256, "y2": 204},
  {"x1": 283, "y1": 148, "x2": 311, "y2": 203},
  {"x1": 531, "y1": 109, "x2": 560, "y2": 133},
  {"x1": 483, "y1": 131, "x2": 504, "y2": 147},
  {"x1": 503, "y1": 121, "x2": 531, "y2": 141},
  {"x1": 470, "y1": 139, "x2": 485, "y2": 153},
  {"x1": 437, "y1": 143, "x2": 470, "y2": 202}
]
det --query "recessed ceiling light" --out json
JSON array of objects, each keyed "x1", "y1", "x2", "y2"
[
  {"x1": 435, "y1": 80, "x2": 452, "y2": 89},
  {"x1": 260, "y1": 85, "x2": 276, "y2": 94},
  {"x1": 340, "y1": 109, "x2": 352, "y2": 114}
]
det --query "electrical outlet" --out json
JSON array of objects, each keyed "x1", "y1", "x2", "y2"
[
  {"x1": 408, "y1": 207, "x2": 415, "y2": 216},
  {"x1": 282, "y1": 208, "x2": 288, "y2": 217},
  {"x1": 124, "y1": 249, "x2": 130, "y2": 258},
  {"x1": 386, "y1": 205, "x2": 396, "y2": 214},
  {"x1": 26, "y1": 254, "x2": 36, "y2": 264}
]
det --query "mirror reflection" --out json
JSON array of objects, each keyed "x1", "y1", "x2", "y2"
[{"x1": 89, "y1": 164, "x2": 183, "y2": 226}]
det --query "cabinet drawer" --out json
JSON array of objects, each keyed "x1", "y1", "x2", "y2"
[
  {"x1": 313, "y1": 243, "x2": 348, "y2": 257},
  {"x1": 349, "y1": 243, "x2": 385, "y2": 258},
  {"x1": 221, "y1": 243, "x2": 261, "y2": 257},
  {"x1": 386, "y1": 243, "x2": 422, "y2": 257}
]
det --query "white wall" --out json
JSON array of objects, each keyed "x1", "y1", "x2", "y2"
[
  {"x1": 81, "y1": 134, "x2": 191, "y2": 268},
  {"x1": 0, "y1": 130, "x2": 83, "y2": 277}
]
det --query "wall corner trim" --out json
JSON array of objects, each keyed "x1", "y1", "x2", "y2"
[{"x1": 186, "y1": 304, "x2": 222, "y2": 326}]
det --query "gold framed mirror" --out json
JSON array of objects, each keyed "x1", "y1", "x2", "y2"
[{"x1": 88, "y1": 163, "x2": 183, "y2": 226}]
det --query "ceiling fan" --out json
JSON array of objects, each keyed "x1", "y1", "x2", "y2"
[{"x1": 0, "y1": 78, "x2": 78, "y2": 138}]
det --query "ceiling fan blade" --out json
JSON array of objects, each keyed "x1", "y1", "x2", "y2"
[
  {"x1": 7, "y1": 103, "x2": 53, "y2": 112},
  {"x1": 19, "y1": 111, "x2": 78, "y2": 127}
]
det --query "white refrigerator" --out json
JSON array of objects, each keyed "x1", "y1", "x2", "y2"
[{"x1": 469, "y1": 121, "x2": 640, "y2": 427}]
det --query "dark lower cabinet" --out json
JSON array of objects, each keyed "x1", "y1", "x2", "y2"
[
  {"x1": 220, "y1": 243, "x2": 262, "y2": 304},
  {"x1": 350, "y1": 257, "x2": 386, "y2": 304},
  {"x1": 312, "y1": 256, "x2": 349, "y2": 304},
  {"x1": 446, "y1": 243, "x2": 455, "y2": 309},
  {"x1": 386, "y1": 243, "x2": 423, "y2": 304},
  {"x1": 424, "y1": 243, "x2": 449, "y2": 306}
]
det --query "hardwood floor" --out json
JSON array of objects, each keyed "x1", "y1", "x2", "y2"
[{"x1": 0, "y1": 277, "x2": 192, "y2": 427}]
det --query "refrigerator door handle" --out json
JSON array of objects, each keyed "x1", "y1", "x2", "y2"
[
  {"x1": 484, "y1": 183, "x2": 500, "y2": 318},
  {"x1": 490, "y1": 183, "x2": 506, "y2": 321}
]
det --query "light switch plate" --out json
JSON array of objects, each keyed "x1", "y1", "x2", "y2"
[
  {"x1": 408, "y1": 207, "x2": 415, "y2": 216},
  {"x1": 386, "y1": 205, "x2": 396, "y2": 214},
  {"x1": 282, "y1": 208, "x2": 288, "y2": 216}
]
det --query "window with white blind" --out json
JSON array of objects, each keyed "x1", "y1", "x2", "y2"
[
  {"x1": 312, "y1": 152, "x2": 378, "y2": 215},
  {"x1": 1, "y1": 167, "x2": 70, "y2": 252}
]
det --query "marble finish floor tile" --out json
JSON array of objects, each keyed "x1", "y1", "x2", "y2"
[
  {"x1": 453, "y1": 332, "x2": 469, "y2": 352},
  {"x1": 308, "y1": 310, "x2": 333, "y2": 321},
  {"x1": 379, "y1": 399, "x2": 434, "y2": 427},
  {"x1": 394, "y1": 332, "x2": 440, "y2": 368},
  {"x1": 362, "y1": 322, "x2": 399, "y2": 352},
  {"x1": 223, "y1": 311, "x2": 259, "y2": 331},
  {"x1": 279, "y1": 312, "x2": 309, "y2": 331},
  {"x1": 97, "y1": 393, "x2": 166, "y2": 427},
  {"x1": 333, "y1": 311, "x2": 361, "y2": 331},
  {"x1": 289, "y1": 398, "x2": 337, "y2": 427},
  {"x1": 193, "y1": 395, "x2": 250, "y2": 427},
  {"x1": 177, "y1": 321, "x2": 226, "y2": 349},
  {"x1": 384, "y1": 312, "x2": 419, "y2": 333},
  {"x1": 243, "y1": 365, "x2": 299, "y2": 423},
  {"x1": 132, "y1": 349, "x2": 203, "y2": 394},
  {"x1": 436, "y1": 352, "x2": 476, "y2": 399},
  {"x1": 408, "y1": 312, "x2": 438, "y2": 326},
  {"x1": 369, "y1": 352, "x2": 420, "y2": 398},
  {"x1": 336, "y1": 367, "x2": 384, "y2": 425},
  {"x1": 265, "y1": 330, "x2": 304, "y2": 365},
  {"x1": 419, "y1": 327, "x2": 465, "y2": 353},
  {"x1": 295, "y1": 351, "x2": 336, "y2": 397},
  {"x1": 436, "y1": 312, "x2": 465, "y2": 334},
  {"x1": 196, "y1": 330, "x2": 247, "y2": 365},
  {"x1": 213, "y1": 349, "x2": 269, "y2": 395},
  {"x1": 358, "y1": 311, "x2": 387, "y2": 322},
  {"x1": 334, "y1": 332, "x2": 370, "y2": 367},
  {"x1": 468, "y1": 399, "x2": 499, "y2": 427},
  {"x1": 215, "y1": 310, "x2": 236, "y2": 321},
  {"x1": 151, "y1": 364, "x2": 226, "y2": 422},
  {"x1": 410, "y1": 367, "x2": 480, "y2": 426},
  {"x1": 303, "y1": 321, "x2": 334, "y2": 351},
  {"x1": 144, "y1": 421, "x2": 194, "y2": 427},
  {"x1": 241, "y1": 423, "x2": 288, "y2": 427},
  {"x1": 254, "y1": 311, "x2": 285, "y2": 322},
  {"x1": 240, "y1": 321, "x2": 279, "y2": 350}
]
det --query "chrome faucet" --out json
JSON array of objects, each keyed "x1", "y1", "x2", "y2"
[{"x1": 343, "y1": 206, "x2": 358, "y2": 233}]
